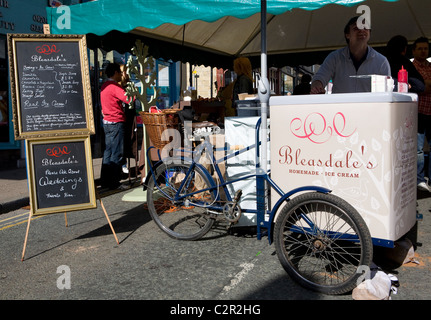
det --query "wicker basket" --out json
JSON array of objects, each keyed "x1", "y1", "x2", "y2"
[{"x1": 139, "y1": 109, "x2": 179, "y2": 149}]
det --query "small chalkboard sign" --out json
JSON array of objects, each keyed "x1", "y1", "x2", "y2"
[
  {"x1": 8, "y1": 34, "x2": 94, "y2": 140},
  {"x1": 26, "y1": 136, "x2": 97, "y2": 216}
]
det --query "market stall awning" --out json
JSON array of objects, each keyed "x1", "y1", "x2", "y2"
[{"x1": 46, "y1": 0, "x2": 431, "y2": 68}]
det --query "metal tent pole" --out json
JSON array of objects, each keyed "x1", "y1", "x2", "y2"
[
  {"x1": 258, "y1": 0, "x2": 269, "y2": 174},
  {"x1": 256, "y1": 0, "x2": 271, "y2": 240}
]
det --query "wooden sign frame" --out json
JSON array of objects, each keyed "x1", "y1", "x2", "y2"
[
  {"x1": 8, "y1": 34, "x2": 95, "y2": 140},
  {"x1": 25, "y1": 136, "x2": 97, "y2": 216}
]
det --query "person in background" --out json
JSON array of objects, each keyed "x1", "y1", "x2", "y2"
[
  {"x1": 232, "y1": 57, "x2": 254, "y2": 114},
  {"x1": 100, "y1": 62, "x2": 134, "y2": 190},
  {"x1": 412, "y1": 37, "x2": 431, "y2": 192},
  {"x1": 293, "y1": 74, "x2": 311, "y2": 95},
  {"x1": 118, "y1": 64, "x2": 138, "y2": 177},
  {"x1": 311, "y1": 15, "x2": 390, "y2": 94},
  {"x1": 221, "y1": 82, "x2": 235, "y2": 117},
  {"x1": 385, "y1": 35, "x2": 424, "y2": 93}
]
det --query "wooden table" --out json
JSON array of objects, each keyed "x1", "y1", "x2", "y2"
[{"x1": 173, "y1": 100, "x2": 226, "y2": 121}]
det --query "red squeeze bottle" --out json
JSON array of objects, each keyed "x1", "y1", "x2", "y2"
[{"x1": 397, "y1": 66, "x2": 408, "y2": 93}]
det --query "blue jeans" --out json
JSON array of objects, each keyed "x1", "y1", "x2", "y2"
[
  {"x1": 417, "y1": 114, "x2": 431, "y2": 184},
  {"x1": 101, "y1": 122, "x2": 125, "y2": 188}
]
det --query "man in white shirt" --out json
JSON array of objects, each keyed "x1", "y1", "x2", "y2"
[{"x1": 311, "y1": 16, "x2": 390, "y2": 94}]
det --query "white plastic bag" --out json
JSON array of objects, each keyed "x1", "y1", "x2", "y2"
[{"x1": 352, "y1": 268, "x2": 394, "y2": 300}]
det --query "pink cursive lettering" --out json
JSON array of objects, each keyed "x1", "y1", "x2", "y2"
[{"x1": 290, "y1": 112, "x2": 356, "y2": 144}]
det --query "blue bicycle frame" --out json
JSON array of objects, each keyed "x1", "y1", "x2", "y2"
[{"x1": 143, "y1": 118, "x2": 331, "y2": 244}]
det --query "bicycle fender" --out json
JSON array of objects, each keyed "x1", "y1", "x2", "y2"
[
  {"x1": 142, "y1": 159, "x2": 164, "y2": 191},
  {"x1": 266, "y1": 186, "x2": 331, "y2": 244}
]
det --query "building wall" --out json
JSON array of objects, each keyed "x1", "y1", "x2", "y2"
[
  {"x1": 0, "y1": 0, "x2": 48, "y2": 169},
  {"x1": 1, "y1": 0, "x2": 48, "y2": 34},
  {"x1": 185, "y1": 64, "x2": 219, "y2": 99}
]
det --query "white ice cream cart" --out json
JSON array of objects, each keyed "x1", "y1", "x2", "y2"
[{"x1": 270, "y1": 92, "x2": 418, "y2": 248}]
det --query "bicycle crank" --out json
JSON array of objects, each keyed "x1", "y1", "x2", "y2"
[
  {"x1": 223, "y1": 202, "x2": 242, "y2": 223},
  {"x1": 223, "y1": 189, "x2": 243, "y2": 223}
]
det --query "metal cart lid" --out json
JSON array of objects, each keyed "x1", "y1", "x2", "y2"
[{"x1": 270, "y1": 92, "x2": 418, "y2": 106}]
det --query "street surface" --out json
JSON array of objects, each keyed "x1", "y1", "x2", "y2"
[{"x1": 1, "y1": 187, "x2": 431, "y2": 308}]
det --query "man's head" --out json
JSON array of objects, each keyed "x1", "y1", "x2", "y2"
[
  {"x1": 412, "y1": 37, "x2": 429, "y2": 63},
  {"x1": 344, "y1": 16, "x2": 371, "y2": 45},
  {"x1": 105, "y1": 62, "x2": 122, "y2": 81},
  {"x1": 386, "y1": 35, "x2": 408, "y2": 56}
]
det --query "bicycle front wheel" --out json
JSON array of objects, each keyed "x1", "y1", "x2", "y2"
[
  {"x1": 146, "y1": 161, "x2": 216, "y2": 240},
  {"x1": 274, "y1": 192, "x2": 372, "y2": 295}
]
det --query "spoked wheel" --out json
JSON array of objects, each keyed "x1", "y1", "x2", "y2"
[
  {"x1": 146, "y1": 161, "x2": 216, "y2": 240},
  {"x1": 274, "y1": 192, "x2": 373, "y2": 295}
]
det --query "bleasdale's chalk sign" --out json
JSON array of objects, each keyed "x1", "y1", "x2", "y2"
[
  {"x1": 8, "y1": 34, "x2": 96, "y2": 216},
  {"x1": 9, "y1": 35, "x2": 118, "y2": 260},
  {"x1": 8, "y1": 34, "x2": 94, "y2": 140},
  {"x1": 26, "y1": 136, "x2": 96, "y2": 216}
]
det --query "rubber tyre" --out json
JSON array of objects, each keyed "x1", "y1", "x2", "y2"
[
  {"x1": 274, "y1": 192, "x2": 373, "y2": 295},
  {"x1": 146, "y1": 161, "x2": 215, "y2": 240}
]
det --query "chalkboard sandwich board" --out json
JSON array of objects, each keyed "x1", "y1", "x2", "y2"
[
  {"x1": 26, "y1": 136, "x2": 97, "y2": 216},
  {"x1": 8, "y1": 34, "x2": 95, "y2": 140}
]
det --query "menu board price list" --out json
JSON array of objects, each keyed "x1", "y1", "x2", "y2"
[{"x1": 15, "y1": 40, "x2": 87, "y2": 134}]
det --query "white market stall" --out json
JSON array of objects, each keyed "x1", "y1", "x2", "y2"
[{"x1": 46, "y1": 0, "x2": 431, "y2": 69}]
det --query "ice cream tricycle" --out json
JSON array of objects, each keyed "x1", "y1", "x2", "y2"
[{"x1": 141, "y1": 89, "x2": 418, "y2": 295}]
